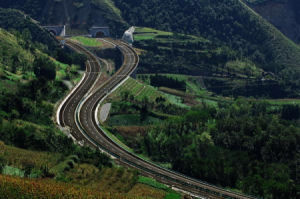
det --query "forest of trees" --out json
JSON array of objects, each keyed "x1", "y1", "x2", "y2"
[
  {"x1": 150, "y1": 74, "x2": 186, "y2": 91},
  {"x1": 139, "y1": 100, "x2": 299, "y2": 199}
]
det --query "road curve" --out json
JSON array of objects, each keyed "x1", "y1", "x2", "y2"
[
  {"x1": 58, "y1": 39, "x2": 257, "y2": 199},
  {"x1": 57, "y1": 40, "x2": 102, "y2": 144}
]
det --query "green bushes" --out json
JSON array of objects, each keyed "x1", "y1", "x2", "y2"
[
  {"x1": 74, "y1": 146, "x2": 112, "y2": 169},
  {"x1": 56, "y1": 48, "x2": 87, "y2": 70},
  {"x1": 137, "y1": 176, "x2": 181, "y2": 199},
  {"x1": 281, "y1": 104, "x2": 300, "y2": 120},
  {"x1": 50, "y1": 155, "x2": 78, "y2": 181},
  {"x1": 0, "y1": 156, "x2": 5, "y2": 173},
  {"x1": 33, "y1": 56, "x2": 56, "y2": 81},
  {"x1": 2, "y1": 166, "x2": 24, "y2": 177},
  {"x1": 138, "y1": 176, "x2": 169, "y2": 191},
  {"x1": 150, "y1": 74, "x2": 186, "y2": 92},
  {"x1": 164, "y1": 193, "x2": 181, "y2": 199},
  {"x1": 139, "y1": 99, "x2": 299, "y2": 198}
]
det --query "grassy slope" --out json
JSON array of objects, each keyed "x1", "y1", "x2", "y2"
[
  {"x1": 134, "y1": 26, "x2": 265, "y2": 78},
  {"x1": 134, "y1": 27, "x2": 172, "y2": 41},
  {"x1": 0, "y1": 9, "x2": 78, "y2": 83},
  {"x1": 0, "y1": 29, "x2": 33, "y2": 70},
  {"x1": 136, "y1": 73, "x2": 223, "y2": 106},
  {"x1": 0, "y1": 174, "x2": 171, "y2": 199},
  {"x1": 0, "y1": 8, "x2": 58, "y2": 49},
  {"x1": 71, "y1": 36, "x2": 102, "y2": 47},
  {"x1": 0, "y1": 141, "x2": 170, "y2": 199},
  {"x1": 0, "y1": 175, "x2": 141, "y2": 199},
  {"x1": 108, "y1": 77, "x2": 165, "y2": 103},
  {"x1": 94, "y1": 0, "x2": 123, "y2": 19},
  {"x1": 106, "y1": 77, "x2": 189, "y2": 113},
  {"x1": 0, "y1": 28, "x2": 78, "y2": 84},
  {"x1": 0, "y1": 141, "x2": 61, "y2": 170}
]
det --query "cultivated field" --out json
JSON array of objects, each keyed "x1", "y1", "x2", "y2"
[{"x1": 108, "y1": 77, "x2": 164, "y2": 103}]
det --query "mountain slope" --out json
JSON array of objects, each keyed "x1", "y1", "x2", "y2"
[
  {"x1": 0, "y1": 141, "x2": 171, "y2": 199},
  {"x1": 113, "y1": 0, "x2": 300, "y2": 97},
  {"x1": 244, "y1": 0, "x2": 300, "y2": 43},
  {"x1": 0, "y1": 8, "x2": 58, "y2": 50},
  {"x1": 114, "y1": 0, "x2": 300, "y2": 67},
  {"x1": 0, "y1": 0, "x2": 127, "y2": 35},
  {"x1": 0, "y1": 9, "x2": 86, "y2": 153},
  {"x1": 0, "y1": 10, "x2": 182, "y2": 199}
]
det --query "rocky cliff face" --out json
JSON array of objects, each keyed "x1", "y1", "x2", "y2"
[{"x1": 246, "y1": 0, "x2": 300, "y2": 43}]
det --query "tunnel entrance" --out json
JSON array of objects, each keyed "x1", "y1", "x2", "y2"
[
  {"x1": 95, "y1": 31, "x2": 105, "y2": 38},
  {"x1": 49, "y1": 30, "x2": 57, "y2": 36}
]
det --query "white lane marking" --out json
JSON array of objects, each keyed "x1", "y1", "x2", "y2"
[
  {"x1": 57, "y1": 73, "x2": 86, "y2": 126},
  {"x1": 94, "y1": 76, "x2": 130, "y2": 126},
  {"x1": 172, "y1": 187, "x2": 206, "y2": 199},
  {"x1": 99, "y1": 38, "x2": 117, "y2": 47}
]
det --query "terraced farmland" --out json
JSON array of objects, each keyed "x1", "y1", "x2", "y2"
[
  {"x1": 134, "y1": 27, "x2": 172, "y2": 41},
  {"x1": 109, "y1": 77, "x2": 164, "y2": 102}
]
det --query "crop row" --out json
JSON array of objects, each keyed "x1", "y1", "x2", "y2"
[{"x1": 0, "y1": 174, "x2": 147, "y2": 199}]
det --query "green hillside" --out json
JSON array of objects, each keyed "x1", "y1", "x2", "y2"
[
  {"x1": 0, "y1": 9, "x2": 88, "y2": 155},
  {"x1": 1, "y1": 1, "x2": 299, "y2": 96},
  {"x1": 0, "y1": 1, "x2": 299, "y2": 199},
  {"x1": 0, "y1": 8, "x2": 58, "y2": 50},
  {"x1": 0, "y1": 141, "x2": 176, "y2": 199},
  {"x1": 105, "y1": 83, "x2": 300, "y2": 199},
  {"x1": 0, "y1": 29, "x2": 33, "y2": 75},
  {"x1": 0, "y1": 14, "x2": 83, "y2": 152},
  {"x1": 0, "y1": 10, "x2": 182, "y2": 199},
  {"x1": 134, "y1": 27, "x2": 292, "y2": 98},
  {"x1": 244, "y1": 0, "x2": 300, "y2": 43},
  {"x1": 114, "y1": 0, "x2": 300, "y2": 97},
  {"x1": 0, "y1": 0, "x2": 127, "y2": 35}
]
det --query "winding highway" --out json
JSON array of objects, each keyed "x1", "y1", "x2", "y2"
[{"x1": 57, "y1": 39, "x2": 257, "y2": 199}]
